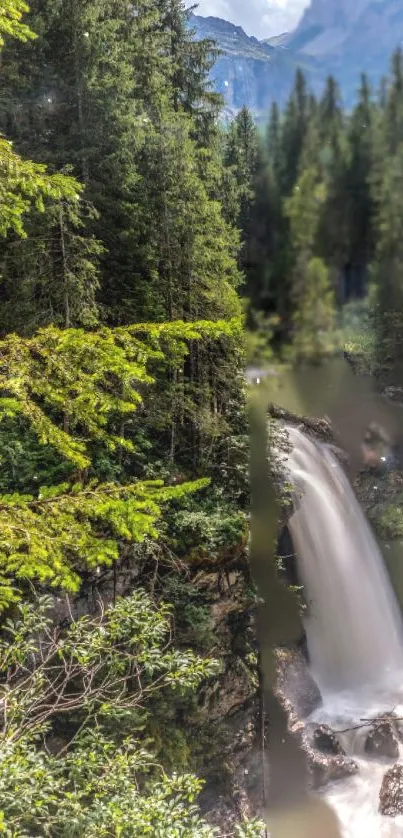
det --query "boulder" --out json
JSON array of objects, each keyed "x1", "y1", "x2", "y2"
[
  {"x1": 275, "y1": 649, "x2": 322, "y2": 719},
  {"x1": 365, "y1": 721, "x2": 399, "y2": 760},
  {"x1": 380, "y1": 764, "x2": 403, "y2": 816},
  {"x1": 307, "y1": 747, "x2": 359, "y2": 789},
  {"x1": 383, "y1": 386, "x2": 403, "y2": 405},
  {"x1": 313, "y1": 725, "x2": 345, "y2": 757}
]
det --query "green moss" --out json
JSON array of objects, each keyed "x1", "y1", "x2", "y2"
[{"x1": 368, "y1": 494, "x2": 403, "y2": 539}]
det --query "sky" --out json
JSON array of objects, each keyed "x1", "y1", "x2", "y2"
[{"x1": 193, "y1": 0, "x2": 309, "y2": 39}]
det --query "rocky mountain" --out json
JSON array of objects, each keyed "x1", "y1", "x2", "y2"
[
  {"x1": 190, "y1": 14, "x2": 310, "y2": 119},
  {"x1": 291, "y1": 0, "x2": 403, "y2": 103},
  {"x1": 191, "y1": 0, "x2": 403, "y2": 118}
]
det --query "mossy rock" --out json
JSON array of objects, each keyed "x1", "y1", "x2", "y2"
[{"x1": 368, "y1": 494, "x2": 403, "y2": 539}]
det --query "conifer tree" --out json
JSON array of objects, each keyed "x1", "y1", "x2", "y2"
[
  {"x1": 343, "y1": 74, "x2": 376, "y2": 299},
  {"x1": 285, "y1": 167, "x2": 336, "y2": 360},
  {"x1": 224, "y1": 106, "x2": 259, "y2": 272},
  {"x1": 279, "y1": 69, "x2": 310, "y2": 195},
  {"x1": 0, "y1": 197, "x2": 102, "y2": 335},
  {"x1": 371, "y1": 146, "x2": 403, "y2": 363}
]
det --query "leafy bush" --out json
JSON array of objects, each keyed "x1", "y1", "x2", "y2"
[
  {"x1": 0, "y1": 591, "x2": 215, "y2": 835},
  {"x1": 369, "y1": 497, "x2": 403, "y2": 539},
  {"x1": 162, "y1": 575, "x2": 216, "y2": 651},
  {"x1": 0, "y1": 590, "x2": 264, "y2": 836},
  {"x1": 167, "y1": 488, "x2": 247, "y2": 561}
]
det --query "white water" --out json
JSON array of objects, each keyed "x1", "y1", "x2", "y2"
[
  {"x1": 286, "y1": 425, "x2": 403, "y2": 694},
  {"x1": 285, "y1": 426, "x2": 403, "y2": 836}
]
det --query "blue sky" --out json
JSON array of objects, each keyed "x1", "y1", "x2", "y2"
[{"x1": 194, "y1": 0, "x2": 309, "y2": 38}]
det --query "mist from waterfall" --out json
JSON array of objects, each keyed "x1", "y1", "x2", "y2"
[{"x1": 285, "y1": 425, "x2": 403, "y2": 695}]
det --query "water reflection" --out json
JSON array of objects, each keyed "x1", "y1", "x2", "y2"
[{"x1": 267, "y1": 356, "x2": 403, "y2": 477}]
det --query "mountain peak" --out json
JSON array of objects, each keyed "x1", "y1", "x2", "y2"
[
  {"x1": 191, "y1": 1, "x2": 403, "y2": 120},
  {"x1": 190, "y1": 14, "x2": 249, "y2": 41},
  {"x1": 297, "y1": 0, "x2": 372, "y2": 31},
  {"x1": 290, "y1": 0, "x2": 389, "y2": 56}
]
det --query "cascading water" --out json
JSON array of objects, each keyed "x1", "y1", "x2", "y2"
[
  {"x1": 286, "y1": 425, "x2": 403, "y2": 694},
  {"x1": 285, "y1": 425, "x2": 403, "y2": 837}
]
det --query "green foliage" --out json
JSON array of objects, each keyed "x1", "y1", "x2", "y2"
[
  {"x1": 0, "y1": 5, "x2": 253, "y2": 835},
  {"x1": 368, "y1": 495, "x2": 403, "y2": 540},
  {"x1": 220, "y1": 65, "x2": 399, "y2": 364},
  {"x1": 0, "y1": 591, "x2": 265, "y2": 836},
  {"x1": 0, "y1": 0, "x2": 35, "y2": 46},
  {"x1": 370, "y1": 144, "x2": 403, "y2": 366},
  {"x1": 0, "y1": 325, "x2": 153, "y2": 469},
  {"x1": 0, "y1": 198, "x2": 103, "y2": 334},
  {"x1": 0, "y1": 138, "x2": 82, "y2": 240},
  {"x1": 0, "y1": 319, "x2": 240, "y2": 469},
  {"x1": 0, "y1": 592, "x2": 224, "y2": 836},
  {"x1": 290, "y1": 256, "x2": 336, "y2": 361},
  {"x1": 162, "y1": 575, "x2": 216, "y2": 650},
  {"x1": 0, "y1": 414, "x2": 73, "y2": 494},
  {"x1": 0, "y1": 477, "x2": 209, "y2": 607},
  {"x1": 285, "y1": 168, "x2": 336, "y2": 360},
  {"x1": 167, "y1": 487, "x2": 247, "y2": 562},
  {"x1": 0, "y1": 0, "x2": 246, "y2": 486},
  {"x1": 235, "y1": 821, "x2": 266, "y2": 838},
  {"x1": 0, "y1": 310, "x2": 244, "y2": 609},
  {"x1": 245, "y1": 311, "x2": 279, "y2": 366},
  {"x1": 0, "y1": 0, "x2": 240, "y2": 329},
  {"x1": 0, "y1": 751, "x2": 215, "y2": 838}
]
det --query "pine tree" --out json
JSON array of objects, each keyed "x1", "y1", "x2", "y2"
[
  {"x1": 343, "y1": 74, "x2": 376, "y2": 299},
  {"x1": 0, "y1": 0, "x2": 226, "y2": 325},
  {"x1": 279, "y1": 69, "x2": 310, "y2": 195},
  {"x1": 267, "y1": 102, "x2": 282, "y2": 180},
  {"x1": 318, "y1": 75, "x2": 344, "y2": 148},
  {"x1": 224, "y1": 106, "x2": 259, "y2": 273},
  {"x1": 385, "y1": 48, "x2": 403, "y2": 154},
  {"x1": 0, "y1": 197, "x2": 102, "y2": 335},
  {"x1": 0, "y1": 0, "x2": 245, "y2": 478},
  {"x1": 371, "y1": 146, "x2": 403, "y2": 363},
  {"x1": 285, "y1": 167, "x2": 336, "y2": 360}
]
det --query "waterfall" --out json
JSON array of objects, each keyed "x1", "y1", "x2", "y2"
[{"x1": 285, "y1": 425, "x2": 403, "y2": 695}]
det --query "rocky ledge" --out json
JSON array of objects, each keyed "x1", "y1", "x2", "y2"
[
  {"x1": 275, "y1": 649, "x2": 359, "y2": 790},
  {"x1": 269, "y1": 404, "x2": 334, "y2": 445},
  {"x1": 380, "y1": 764, "x2": 403, "y2": 816},
  {"x1": 376, "y1": 715, "x2": 403, "y2": 816},
  {"x1": 365, "y1": 718, "x2": 400, "y2": 760}
]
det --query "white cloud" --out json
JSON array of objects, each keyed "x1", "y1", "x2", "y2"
[{"x1": 193, "y1": 0, "x2": 309, "y2": 38}]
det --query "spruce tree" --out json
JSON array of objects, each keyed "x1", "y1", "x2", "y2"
[
  {"x1": 285, "y1": 166, "x2": 336, "y2": 360},
  {"x1": 0, "y1": 197, "x2": 102, "y2": 335},
  {"x1": 344, "y1": 74, "x2": 376, "y2": 299},
  {"x1": 372, "y1": 146, "x2": 403, "y2": 363},
  {"x1": 279, "y1": 69, "x2": 310, "y2": 195}
]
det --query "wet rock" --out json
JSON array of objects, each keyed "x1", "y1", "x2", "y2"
[
  {"x1": 269, "y1": 405, "x2": 334, "y2": 444},
  {"x1": 383, "y1": 386, "x2": 403, "y2": 405},
  {"x1": 277, "y1": 526, "x2": 299, "y2": 589},
  {"x1": 275, "y1": 649, "x2": 322, "y2": 719},
  {"x1": 307, "y1": 747, "x2": 359, "y2": 789},
  {"x1": 365, "y1": 721, "x2": 399, "y2": 760},
  {"x1": 361, "y1": 422, "x2": 396, "y2": 472},
  {"x1": 313, "y1": 725, "x2": 345, "y2": 757},
  {"x1": 386, "y1": 712, "x2": 403, "y2": 744},
  {"x1": 344, "y1": 348, "x2": 366, "y2": 375},
  {"x1": 379, "y1": 764, "x2": 403, "y2": 816},
  {"x1": 326, "y1": 444, "x2": 349, "y2": 466}
]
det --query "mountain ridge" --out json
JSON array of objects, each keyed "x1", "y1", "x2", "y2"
[{"x1": 191, "y1": 0, "x2": 403, "y2": 118}]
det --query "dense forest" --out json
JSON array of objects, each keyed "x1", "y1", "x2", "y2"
[
  {"x1": 2, "y1": 0, "x2": 403, "y2": 834},
  {"x1": 0, "y1": 1, "x2": 260, "y2": 835},
  {"x1": 230, "y1": 56, "x2": 403, "y2": 368}
]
